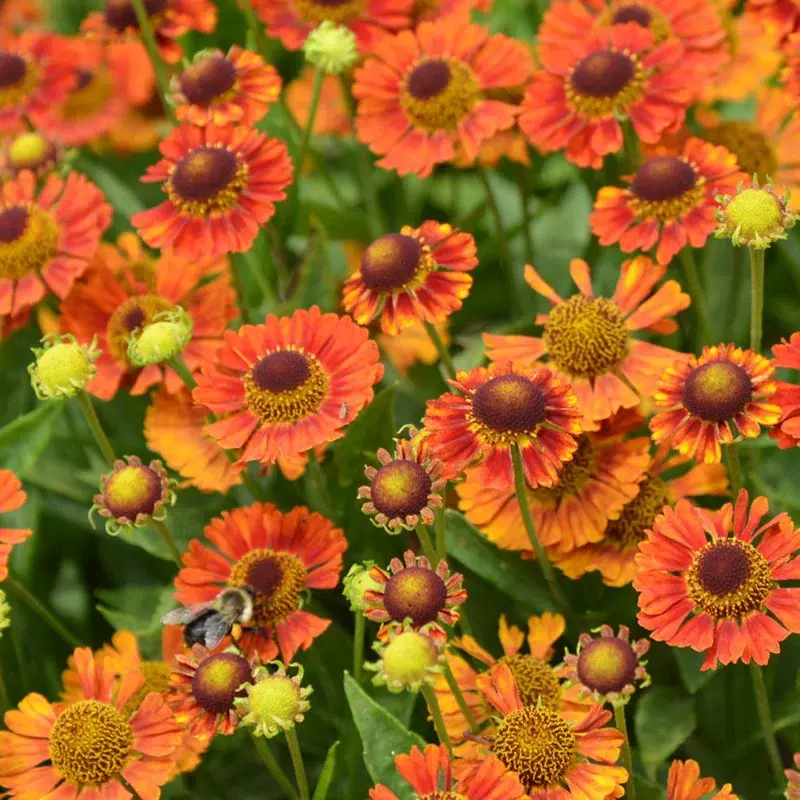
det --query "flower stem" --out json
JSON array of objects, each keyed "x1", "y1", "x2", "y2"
[
  {"x1": 151, "y1": 518, "x2": 182, "y2": 566},
  {"x1": 75, "y1": 391, "x2": 116, "y2": 466},
  {"x1": 516, "y1": 162, "x2": 535, "y2": 267},
  {"x1": 749, "y1": 662, "x2": 784, "y2": 787},
  {"x1": 297, "y1": 69, "x2": 325, "y2": 181},
  {"x1": 118, "y1": 775, "x2": 144, "y2": 800},
  {"x1": 169, "y1": 355, "x2": 197, "y2": 391},
  {"x1": 5, "y1": 575, "x2": 81, "y2": 648},
  {"x1": 725, "y1": 441, "x2": 744, "y2": 496},
  {"x1": 614, "y1": 704, "x2": 637, "y2": 800},
  {"x1": 129, "y1": 0, "x2": 174, "y2": 122},
  {"x1": 421, "y1": 683, "x2": 452, "y2": 754},
  {"x1": 416, "y1": 522, "x2": 436, "y2": 564},
  {"x1": 249, "y1": 730, "x2": 299, "y2": 800},
  {"x1": 749, "y1": 247, "x2": 765, "y2": 352},
  {"x1": 306, "y1": 449, "x2": 334, "y2": 519},
  {"x1": 511, "y1": 443, "x2": 571, "y2": 616},
  {"x1": 238, "y1": 248, "x2": 278, "y2": 313},
  {"x1": 285, "y1": 727, "x2": 310, "y2": 800},
  {"x1": 423, "y1": 321, "x2": 457, "y2": 382},
  {"x1": 443, "y1": 659, "x2": 480, "y2": 734},
  {"x1": 678, "y1": 248, "x2": 712, "y2": 347},
  {"x1": 435, "y1": 502, "x2": 447, "y2": 563},
  {"x1": 238, "y1": 0, "x2": 272, "y2": 63},
  {"x1": 353, "y1": 611, "x2": 365, "y2": 683}
]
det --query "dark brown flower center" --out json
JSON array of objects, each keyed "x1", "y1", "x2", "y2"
[
  {"x1": 576, "y1": 637, "x2": 638, "y2": 695},
  {"x1": 191, "y1": 653, "x2": 251, "y2": 714},
  {"x1": 180, "y1": 55, "x2": 237, "y2": 106},
  {"x1": 371, "y1": 460, "x2": 433, "y2": 519},
  {"x1": 252, "y1": 350, "x2": 311, "y2": 393},
  {"x1": 631, "y1": 156, "x2": 697, "y2": 202},
  {"x1": 611, "y1": 4, "x2": 652, "y2": 25},
  {"x1": 472, "y1": 374, "x2": 547, "y2": 433},
  {"x1": 171, "y1": 147, "x2": 239, "y2": 202},
  {"x1": 105, "y1": 0, "x2": 167, "y2": 31},
  {"x1": 0, "y1": 206, "x2": 28, "y2": 243},
  {"x1": 383, "y1": 566, "x2": 447, "y2": 626},
  {"x1": 407, "y1": 59, "x2": 451, "y2": 100},
  {"x1": 0, "y1": 52, "x2": 26, "y2": 87},
  {"x1": 571, "y1": 50, "x2": 635, "y2": 98},
  {"x1": 682, "y1": 360, "x2": 752, "y2": 422},
  {"x1": 360, "y1": 233, "x2": 423, "y2": 292},
  {"x1": 697, "y1": 542, "x2": 750, "y2": 596}
]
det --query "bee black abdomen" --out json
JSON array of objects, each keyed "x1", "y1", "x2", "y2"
[{"x1": 184, "y1": 610, "x2": 217, "y2": 647}]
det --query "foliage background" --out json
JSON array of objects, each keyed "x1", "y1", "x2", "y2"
[{"x1": 3, "y1": 0, "x2": 800, "y2": 798}]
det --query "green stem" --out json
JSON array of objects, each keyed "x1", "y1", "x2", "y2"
[
  {"x1": 678, "y1": 248, "x2": 713, "y2": 347},
  {"x1": 285, "y1": 728, "x2": 310, "y2": 800},
  {"x1": 118, "y1": 775, "x2": 144, "y2": 800},
  {"x1": 614, "y1": 704, "x2": 637, "y2": 800},
  {"x1": 5, "y1": 576, "x2": 81, "y2": 648},
  {"x1": 416, "y1": 523, "x2": 436, "y2": 565},
  {"x1": 238, "y1": 249, "x2": 278, "y2": 313},
  {"x1": 240, "y1": 469, "x2": 266, "y2": 502},
  {"x1": 421, "y1": 684, "x2": 452, "y2": 754},
  {"x1": 622, "y1": 121, "x2": 641, "y2": 173},
  {"x1": 353, "y1": 612, "x2": 365, "y2": 683},
  {"x1": 726, "y1": 441, "x2": 744, "y2": 496},
  {"x1": 749, "y1": 247, "x2": 765, "y2": 353},
  {"x1": 0, "y1": 659, "x2": 10, "y2": 715},
  {"x1": 423, "y1": 321, "x2": 457, "y2": 382},
  {"x1": 435, "y1": 502, "x2": 446, "y2": 563},
  {"x1": 511, "y1": 443, "x2": 571, "y2": 616},
  {"x1": 307, "y1": 450, "x2": 334, "y2": 519},
  {"x1": 169, "y1": 354, "x2": 197, "y2": 391},
  {"x1": 250, "y1": 730, "x2": 299, "y2": 800},
  {"x1": 297, "y1": 69, "x2": 325, "y2": 180},
  {"x1": 749, "y1": 662, "x2": 783, "y2": 787},
  {"x1": 443, "y1": 660, "x2": 479, "y2": 734},
  {"x1": 129, "y1": 0, "x2": 173, "y2": 122},
  {"x1": 238, "y1": 0, "x2": 273, "y2": 65},
  {"x1": 75, "y1": 391, "x2": 116, "y2": 466},
  {"x1": 152, "y1": 517, "x2": 182, "y2": 566},
  {"x1": 516, "y1": 163, "x2": 535, "y2": 268}
]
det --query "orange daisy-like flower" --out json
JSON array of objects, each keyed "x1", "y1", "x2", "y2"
[
  {"x1": 589, "y1": 137, "x2": 743, "y2": 266},
  {"x1": 520, "y1": 23, "x2": 692, "y2": 168},
  {"x1": 770, "y1": 332, "x2": 800, "y2": 448},
  {"x1": 363, "y1": 550, "x2": 466, "y2": 642},
  {"x1": 747, "y1": 0, "x2": 800, "y2": 43},
  {"x1": 0, "y1": 170, "x2": 111, "y2": 323},
  {"x1": 343, "y1": 221, "x2": 477, "y2": 335},
  {"x1": 472, "y1": 662, "x2": 628, "y2": 798},
  {"x1": 411, "y1": 0, "x2": 485, "y2": 22},
  {"x1": 0, "y1": 647, "x2": 181, "y2": 800},
  {"x1": 636, "y1": 489, "x2": 800, "y2": 669},
  {"x1": 650, "y1": 343, "x2": 781, "y2": 464},
  {"x1": 453, "y1": 129, "x2": 532, "y2": 169},
  {"x1": 484, "y1": 257, "x2": 690, "y2": 428},
  {"x1": 0, "y1": 0, "x2": 44, "y2": 30},
  {"x1": 353, "y1": 17, "x2": 533, "y2": 177},
  {"x1": 369, "y1": 743, "x2": 527, "y2": 800},
  {"x1": 457, "y1": 418, "x2": 651, "y2": 556},
  {"x1": 0, "y1": 469, "x2": 31, "y2": 582},
  {"x1": 193, "y1": 306, "x2": 383, "y2": 466},
  {"x1": 171, "y1": 46, "x2": 281, "y2": 127},
  {"x1": 253, "y1": 0, "x2": 411, "y2": 53},
  {"x1": 787, "y1": 753, "x2": 800, "y2": 799},
  {"x1": 0, "y1": 32, "x2": 73, "y2": 133},
  {"x1": 286, "y1": 67, "x2": 351, "y2": 137},
  {"x1": 422, "y1": 360, "x2": 583, "y2": 488},
  {"x1": 131, "y1": 123, "x2": 292, "y2": 260},
  {"x1": 554, "y1": 445, "x2": 729, "y2": 587},
  {"x1": 379, "y1": 319, "x2": 449, "y2": 374},
  {"x1": 58, "y1": 233, "x2": 236, "y2": 401},
  {"x1": 82, "y1": 0, "x2": 217, "y2": 64},
  {"x1": 174, "y1": 502, "x2": 347, "y2": 662},
  {"x1": 666, "y1": 759, "x2": 737, "y2": 799}
]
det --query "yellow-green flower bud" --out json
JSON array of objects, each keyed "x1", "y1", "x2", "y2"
[
  {"x1": 366, "y1": 625, "x2": 444, "y2": 693},
  {"x1": 342, "y1": 562, "x2": 381, "y2": 613},
  {"x1": 127, "y1": 307, "x2": 193, "y2": 367},
  {"x1": 28, "y1": 334, "x2": 99, "y2": 400},
  {"x1": 303, "y1": 21, "x2": 359, "y2": 75},
  {"x1": 236, "y1": 662, "x2": 312, "y2": 738},
  {"x1": 4, "y1": 131, "x2": 61, "y2": 178}
]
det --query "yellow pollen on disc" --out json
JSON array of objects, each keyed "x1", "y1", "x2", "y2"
[
  {"x1": 104, "y1": 465, "x2": 162, "y2": 519},
  {"x1": 292, "y1": 0, "x2": 365, "y2": 24},
  {"x1": 544, "y1": 294, "x2": 629, "y2": 379},
  {"x1": 723, "y1": 188, "x2": 784, "y2": 241},
  {"x1": 604, "y1": 475, "x2": 669, "y2": 548},
  {"x1": 501, "y1": 653, "x2": 562, "y2": 709},
  {"x1": 566, "y1": 48, "x2": 645, "y2": 119},
  {"x1": 122, "y1": 660, "x2": 172, "y2": 716},
  {"x1": 628, "y1": 156, "x2": 704, "y2": 222},
  {"x1": 0, "y1": 53, "x2": 39, "y2": 110},
  {"x1": 48, "y1": 700, "x2": 133, "y2": 787},
  {"x1": 61, "y1": 69, "x2": 115, "y2": 121},
  {"x1": 419, "y1": 794, "x2": 468, "y2": 800},
  {"x1": 106, "y1": 294, "x2": 175, "y2": 364},
  {"x1": 0, "y1": 204, "x2": 58, "y2": 281},
  {"x1": 703, "y1": 121, "x2": 779, "y2": 181}
]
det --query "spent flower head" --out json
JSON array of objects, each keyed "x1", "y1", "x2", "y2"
[
  {"x1": 236, "y1": 662, "x2": 312, "y2": 738},
  {"x1": 366, "y1": 623, "x2": 445, "y2": 693},
  {"x1": 303, "y1": 21, "x2": 359, "y2": 75},
  {"x1": 342, "y1": 561, "x2": 381, "y2": 613},
  {"x1": 127, "y1": 306, "x2": 193, "y2": 367},
  {"x1": 29, "y1": 334, "x2": 99, "y2": 400}
]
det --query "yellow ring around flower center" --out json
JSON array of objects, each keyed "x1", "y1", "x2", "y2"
[
  {"x1": 0, "y1": 204, "x2": 58, "y2": 281},
  {"x1": 566, "y1": 48, "x2": 646, "y2": 119},
  {"x1": 292, "y1": 0, "x2": 365, "y2": 24},
  {"x1": 0, "y1": 52, "x2": 38, "y2": 110},
  {"x1": 629, "y1": 155, "x2": 706, "y2": 222},
  {"x1": 601, "y1": 2, "x2": 672, "y2": 44}
]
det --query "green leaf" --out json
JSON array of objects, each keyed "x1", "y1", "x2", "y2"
[
  {"x1": 444, "y1": 510, "x2": 555, "y2": 613},
  {"x1": 343, "y1": 673, "x2": 425, "y2": 800},
  {"x1": 96, "y1": 584, "x2": 176, "y2": 640},
  {"x1": 635, "y1": 686, "x2": 697, "y2": 778},
  {"x1": 0, "y1": 402, "x2": 64, "y2": 474},
  {"x1": 673, "y1": 648, "x2": 716, "y2": 695},
  {"x1": 73, "y1": 153, "x2": 145, "y2": 221},
  {"x1": 311, "y1": 740, "x2": 340, "y2": 800}
]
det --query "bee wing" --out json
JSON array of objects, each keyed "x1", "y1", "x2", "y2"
[
  {"x1": 161, "y1": 602, "x2": 211, "y2": 625},
  {"x1": 201, "y1": 615, "x2": 234, "y2": 650}
]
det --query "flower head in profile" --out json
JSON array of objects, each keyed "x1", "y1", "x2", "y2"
[
  {"x1": 0, "y1": 469, "x2": 32, "y2": 582},
  {"x1": 650, "y1": 343, "x2": 781, "y2": 464},
  {"x1": 636, "y1": 490, "x2": 800, "y2": 670},
  {"x1": 353, "y1": 17, "x2": 533, "y2": 177},
  {"x1": 170, "y1": 46, "x2": 282, "y2": 127},
  {"x1": 369, "y1": 743, "x2": 527, "y2": 800},
  {"x1": 1, "y1": 131, "x2": 63, "y2": 179},
  {"x1": 236, "y1": 661, "x2": 312, "y2": 738},
  {"x1": 193, "y1": 306, "x2": 383, "y2": 466},
  {"x1": 590, "y1": 137, "x2": 743, "y2": 265},
  {"x1": 666, "y1": 759, "x2": 737, "y2": 799},
  {"x1": 485, "y1": 257, "x2": 689, "y2": 428},
  {"x1": 367, "y1": 623, "x2": 445, "y2": 693},
  {"x1": 0, "y1": 647, "x2": 181, "y2": 800},
  {"x1": 174, "y1": 502, "x2": 347, "y2": 663},
  {"x1": 29, "y1": 333, "x2": 99, "y2": 400},
  {"x1": 132, "y1": 123, "x2": 292, "y2": 259},
  {"x1": 770, "y1": 333, "x2": 800, "y2": 449}
]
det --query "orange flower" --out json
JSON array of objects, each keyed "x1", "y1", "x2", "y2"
[
  {"x1": 353, "y1": 17, "x2": 533, "y2": 177},
  {"x1": 636, "y1": 489, "x2": 800, "y2": 669},
  {"x1": 650, "y1": 343, "x2": 781, "y2": 463},
  {"x1": 369, "y1": 743, "x2": 527, "y2": 800},
  {"x1": 252, "y1": 0, "x2": 411, "y2": 53},
  {"x1": 286, "y1": 67, "x2": 351, "y2": 136},
  {"x1": 0, "y1": 647, "x2": 181, "y2": 799},
  {"x1": 0, "y1": 32, "x2": 73, "y2": 133},
  {"x1": 342, "y1": 221, "x2": 477, "y2": 335},
  {"x1": 0, "y1": 170, "x2": 111, "y2": 323},
  {"x1": 484, "y1": 257, "x2": 690, "y2": 427},
  {"x1": 589, "y1": 137, "x2": 743, "y2": 265},
  {"x1": 58, "y1": 233, "x2": 236, "y2": 401},
  {"x1": 770, "y1": 332, "x2": 800, "y2": 448},
  {"x1": 82, "y1": 0, "x2": 217, "y2": 64},
  {"x1": 171, "y1": 46, "x2": 282, "y2": 127},
  {"x1": 472, "y1": 662, "x2": 628, "y2": 797},
  {"x1": 145, "y1": 386, "x2": 244, "y2": 493},
  {"x1": 666, "y1": 759, "x2": 737, "y2": 799},
  {"x1": 0, "y1": 0, "x2": 44, "y2": 30},
  {"x1": 520, "y1": 22, "x2": 692, "y2": 168},
  {"x1": 132, "y1": 123, "x2": 292, "y2": 259},
  {"x1": 174, "y1": 502, "x2": 347, "y2": 662},
  {"x1": 0, "y1": 470, "x2": 31, "y2": 582},
  {"x1": 554, "y1": 445, "x2": 729, "y2": 587},
  {"x1": 453, "y1": 129, "x2": 532, "y2": 168},
  {"x1": 457, "y1": 419, "x2": 651, "y2": 555},
  {"x1": 422, "y1": 361, "x2": 583, "y2": 488},
  {"x1": 747, "y1": 0, "x2": 800, "y2": 43},
  {"x1": 378, "y1": 319, "x2": 449, "y2": 374},
  {"x1": 193, "y1": 306, "x2": 383, "y2": 466}
]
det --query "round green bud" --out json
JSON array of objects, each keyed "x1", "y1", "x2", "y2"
[
  {"x1": 382, "y1": 630, "x2": 437, "y2": 689},
  {"x1": 29, "y1": 335, "x2": 98, "y2": 400},
  {"x1": 127, "y1": 308, "x2": 193, "y2": 366},
  {"x1": 342, "y1": 562, "x2": 381, "y2": 612},
  {"x1": 304, "y1": 20, "x2": 359, "y2": 75}
]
